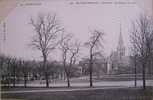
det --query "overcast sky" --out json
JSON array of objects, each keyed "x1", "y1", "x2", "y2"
[{"x1": 0, "y1": 0, "x2": 152, "y2": 61}]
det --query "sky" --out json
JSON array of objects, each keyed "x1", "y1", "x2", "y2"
[{"x1": 0, "y1": 0, "x2": 152, "y2": 61}]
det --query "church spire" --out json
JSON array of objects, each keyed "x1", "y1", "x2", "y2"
[
  {"x1": 117, "y1": 23, "x2": 125, "y2": 59},
  {"x1": 118, "y1": 23, "x2": 123, "y2": 47}
]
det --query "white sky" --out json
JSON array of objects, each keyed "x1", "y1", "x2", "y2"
[{"x1": 0, "y1": 0, "x2": 152, "y2": 61}]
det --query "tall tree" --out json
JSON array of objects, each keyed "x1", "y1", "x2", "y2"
[
  {"x1": 60, "y1": 33, "x2": 80, "y2": 87},
  {"x1": 130, "y1": 51, "x2": 138, "y2": 87},
  {"x1": 10, "y1": 58, "x2": 17, "y2": 87},
  {"x1": 30, "y1": 13, "x2": 63, "y2": 87},
  {"x1": 85, "y1": 30, "x2": 104, "y2": 87},
  {"x1": 67, "y1": 39, "x2": 80, "y2": 87},
  {"x1": 130, "y1": 23, "x2": 139, "y2": 87},
  {"x1": 0, "y1": 55, "x2": 9, "y2": 86},
  {"x1": 130, "y1": 14, "x2": 153, "y2": 89},
  {"x1": 5, "y1": 57, "x2": 12, "y2": 87},
  {"x1": 19, "y1": 60, "x2": 30, "y2": 88}
]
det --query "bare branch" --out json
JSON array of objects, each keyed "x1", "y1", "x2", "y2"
[{"x1": 29, "y1": 13, "x2": 62, "y2": 87}]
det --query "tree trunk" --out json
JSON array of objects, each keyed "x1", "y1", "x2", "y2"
[
  {"x1": 43, "y1": 55, "x2": 49, "y2": 88},
  {"x1": 134, "y1": 67, "x2": 137, "y2": 87},
  {"x1": 134, "y1": 57, "x2": 137, "y2": 87},
  {"x1": 24, "y1": 74, "x2": 27, "y2": 88},
  {"x1": 142, "y1": 63, "x2": 146, "y2": 89},
  {"x1": 89, "y1": 67, "x2": 93, "y2": 87},
  {"x1": 67, "y1": 75, "x2": 70, "y2": 88},
  {"x1": 8, "y1": 74, "x2": 10, "y2": 88},
  {"x1": 89, "y1": 50, "x2": 93, "y2": 87},
  {"x1": 45, "y1": 72, "x2": 49, "y2": 88},
  {"x1": 13, "y1": 66, "x2": 16, "y2": 87}
]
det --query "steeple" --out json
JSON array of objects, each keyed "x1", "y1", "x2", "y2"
[{"x1": 117, "y1": 23, "x2": 125, "y2": 59}]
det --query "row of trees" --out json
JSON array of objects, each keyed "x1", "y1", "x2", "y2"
[
  {"x1": 130, "y1": 14, "x2": 153, "y2": 89},
  {"x1": 0, "y1": 55, "x2": 33, "y2": 88},
  {"x1": 29, "y1": 13, "x2": 105, "y2": 88},
  {"x1": 1, "y1": 12, "x2": 152, "y2": 90},
  {"x1": 0, "y1": 54, "x2": 82, "y2": 88}
]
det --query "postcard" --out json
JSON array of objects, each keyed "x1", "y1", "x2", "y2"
[{"x1": 0, "y1": 0, "x2": 153, "y2": 100}]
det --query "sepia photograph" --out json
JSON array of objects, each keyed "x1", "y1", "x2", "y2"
[{"x1": 0, "y1": 0, "x2": 153, "y2": 100}]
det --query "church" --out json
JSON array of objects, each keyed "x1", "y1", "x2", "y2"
[{"x1": 107, "y1": 25, "x2": 131, "y2": 74}]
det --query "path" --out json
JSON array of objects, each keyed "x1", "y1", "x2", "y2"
[{"x1": 1, "y1": 80, "x2": 153, "y2": 94}]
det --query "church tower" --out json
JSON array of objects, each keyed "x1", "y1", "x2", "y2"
[{"x1": 117, "y1": 24, "x2": 125, "y2": 59}]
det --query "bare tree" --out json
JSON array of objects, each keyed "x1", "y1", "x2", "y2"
[
  {"x1": 0, "y1": 55, "x2": 9, "y2": 86},
  {"x1": 60, "y1": 33, "x2": 71, "y2": 86},
  {"x1": 10, "y1": 58, "x2": 18, "y2": 87},
  {"x1": 85, "y1": 30, "x2": 104, "y2": 87},
  {"x1": 0, "y1": 56, "x2": 18, "y2": 87},
  {"x1": 60, "y1": 33, "x2": 80, "y2": 87},
  {"x1": 30, "y1": 13, "x2": 63, "y2": 87},
  {"x1": 5, "y1": 57, "x2": 12, "y2": 87},
  {"x1": 130, "y1": 23, "x2": 139, "y2": 87},
  {"x1": 19, "y1": 60, "x2": 30, "y2": 88},
  {"x1": 67, "y1": 40, "x2": 80, "y2": 87},
  {"x1": 130, "y1": 50, "x2": 138, "y2": 87},
  {"x1": 130, "y1": 14, "x2": 153, "y2": 89}
]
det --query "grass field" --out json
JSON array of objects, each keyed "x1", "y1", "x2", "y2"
[{"x1": 1, "y1": 87, "x2": 153, "y2": 100}]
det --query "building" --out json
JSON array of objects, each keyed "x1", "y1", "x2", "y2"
[
  {"x1": 79, "y1": 55, "x2": 108, "y2": 78},
  {"x1": 108, "y1": 24, "x2": 131, "y2": 74}
]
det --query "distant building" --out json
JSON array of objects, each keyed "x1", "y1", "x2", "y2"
[
  {"x1": 79, "y1": 54, "x2": 108, "y2": 78},
  {"x1": 108, "y1": 24, "x2": 131, "y2": 74}
]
